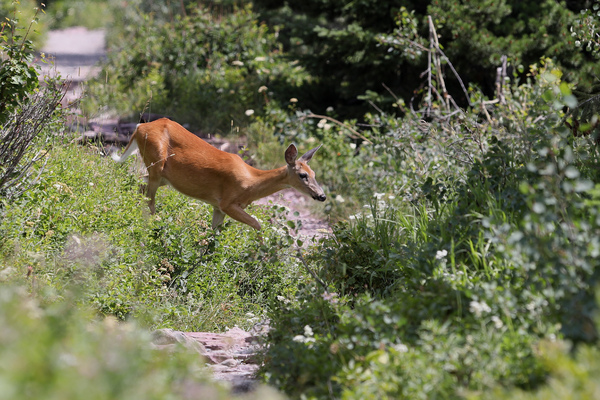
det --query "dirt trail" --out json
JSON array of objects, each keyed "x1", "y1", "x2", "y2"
[
  {"x1": 41, "y1": 27, "x2": 331, "y2": 391},
  {"x1": 39, "y1": 27, "x2": 106, "y2": 103}
]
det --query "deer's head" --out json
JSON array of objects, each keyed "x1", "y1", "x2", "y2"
[{"x1": 285, "y1": 144, "x2": 326, "y2": 202}]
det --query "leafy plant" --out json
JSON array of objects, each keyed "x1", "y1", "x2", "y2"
[
  {"x1": 0, "y1": 4, "x2": 43, "y2": 123},
  {"x1": 254, "y1": 0, "x2": 595, "y2": 118},
  {"x1": 260, "y1": 58, "x2": 600, "y2": 399}
]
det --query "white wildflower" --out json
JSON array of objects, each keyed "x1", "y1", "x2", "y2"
[
  {"x1": 393, "y1": 343, "x2": 408, "y2": 353},
  {"x1": 469, "y1": 300, "x2": 491, "y2": 318},
  {"x1": 277, "y1": 295, "x2": 290, "y2": 304},
  {"x1": 435, "y1": 250, "x2": 448, "y2": 260},
  {"x1": 245, "y1": 312, "x2": 259, "y2": 324},
  {"x1": 317, "y1": 119, "x2": 327, "y2": 129},
  {"x1": 293, "y1": 326, "x2": 316, "y2": 344},
  {"x1": 303, "y1": 325, "x2": 314, "y2": 337},
  {"x1": 321, "y1": 292, "x2": 338, "y2": 304},
  {"x1": 290, "y1": 98, "x2": 298, "y2": 103},
  {"x1": 335, "y1": 194, "x2": 345, "y2": 203},
  {"x1": 491, "y1": 315, "x2": 504, "y2": 329},
  {"x1": 258, "y1": 85, "x2": 268, "y2": 93},
  {"x1": 231, "y1": 60, "x2": 244, "y2": 66},
  {"x1": 254, "y1": 56, "x2": 267, "y2": 62},
  {"x1": 374, "y1": 192, "x2": 385, "y2": 199},
  {"x1": 245, "y1": 109, "x2": 254, "y2": 116}
]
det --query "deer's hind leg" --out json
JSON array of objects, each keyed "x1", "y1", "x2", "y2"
[
  {"x1": 138, "y1": 133, "x2": 170, "y2": 214},
  {"x1": 142, "y1": 174, "x2": 168, "y2": 214}
]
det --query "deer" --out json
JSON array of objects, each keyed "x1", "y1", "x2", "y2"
[{"x1": 112, "y1": 118, "x2": 326, "y2": 231}]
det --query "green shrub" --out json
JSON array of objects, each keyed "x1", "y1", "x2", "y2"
[
  {"x1": 0, "y1": 285, "x2": 227, "y2": 400},
  {"x1": 475, "y1": 338, "x2": 600, "y2": 400},
  {"x1": 0, "y1": 0, "x2": 47, "y2": 49},
  {"x1": 253, "y1": 0, "x2": 595, "y2": 119},
  {"x1": 1, "y1": 2, "x2": 66, "y2": 200},
  {"x1": 0, "y1": 4, "x2": 44, "y2": 123},
  {"x1": 45, "y1": 0, "x2": 110, "y2": 29},
  {"x1": 0, "y1": 284, "x2": 286, "y2": 400},
  {"x1": 260, "y1": 60, "x2": 600, "y2": 398},
  {"x1": 83, "y1": 4, "x2": 310, "y2": 134}
]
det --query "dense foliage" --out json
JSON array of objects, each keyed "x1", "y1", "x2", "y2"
[
  {"x1": 259, "y1": 61, "x2": 600, "y2": 398},
  {"x1": 0, "y1": 2, "x2": 42, "y2": 123},
  {"x1": 0, "y1": 0, "x2": 46, "y2": 48},
  {"x1": 253, "y1": 0, "x2": 599, "y2": 117},
  {"x1": 0, "y1": 286, "x2": 215, "y2": 400},
  {"x1": 83, "y1": 3, "x2": 310, "y2": 134}
]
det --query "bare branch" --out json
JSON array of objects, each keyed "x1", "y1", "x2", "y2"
[
  {"x1": 301, "y1": 113, "x2": 373, "y2": 144},
  {"x1": 0, "y1": 82, "x2": 67, "y2": 199}
]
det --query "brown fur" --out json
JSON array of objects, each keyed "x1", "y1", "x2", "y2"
[{"x1": 117, "y1": 118, "x2": 326, "y2": 230}]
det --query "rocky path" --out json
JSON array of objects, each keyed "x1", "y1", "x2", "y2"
[
  {"x1": 152, "y1": 326, "x2": 268, "y2": 393},
  {"x1": 39, "y1": 27, "x2": 106, "y2": 104},
  {"x1": 41, "y1": 27, "x2": 330, "y2": 389}
]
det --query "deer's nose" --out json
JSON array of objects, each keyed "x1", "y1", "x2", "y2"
[{"x1": 314, "y1": 194, "x2": 326, "y2": 202}]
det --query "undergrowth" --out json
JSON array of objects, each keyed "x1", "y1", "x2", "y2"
[
  {"x1": 0, "y1": 140, "x2": 309, "y2": 331},
  {"x1": 259, "y1": 62, "x2": 600, "y2": 399}
]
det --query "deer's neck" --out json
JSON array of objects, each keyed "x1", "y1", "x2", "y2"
[{"x1": 246, "y1": 166, "x2": 290, "y2": 202}]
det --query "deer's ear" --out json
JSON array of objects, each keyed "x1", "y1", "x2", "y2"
[
  {"x1": 285, "y1": 144, "x2": 298, "y2": 165},
  {"x1": 299, "y1": 144, "x2": 322, "y2": 163}
]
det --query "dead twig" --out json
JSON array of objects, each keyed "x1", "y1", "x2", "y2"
[
  {"x1": 390, "y1": 17, "x2": 471, "y2": 111},
  {"x1": 428, "y1": 16, "x2": 450, "y2": 111},
  {"x1": 0, "y1": 82, "x2": 67, "y2": 198},
  {"x1": 495, "y1": 55, "x2": 507, "y2": 105},
  {"x1": 295, "y1": 248, "x2": 327, "y2": 291},
  {"x1": 301, "y1": 113, "x2": 372, "y2": 144}
]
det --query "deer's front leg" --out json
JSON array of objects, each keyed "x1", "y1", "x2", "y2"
[
  {"x1": 211, "y1": 208, "x2": 226, "y2": 230},
  {"x1": 220, "y1": 203, "x2": 261, "y2": 230}
]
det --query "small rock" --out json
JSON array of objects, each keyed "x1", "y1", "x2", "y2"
[
  {"x1": 151, "y1": 328, "x2": 205, "y2": 355},
  {"x1": 219, "y1": 358, "x2": 240, "y2": 367}
]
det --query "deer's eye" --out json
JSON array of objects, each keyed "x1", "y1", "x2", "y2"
[{"x1": 299, "y1": 172, "x2": 309, "y2": 180}]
